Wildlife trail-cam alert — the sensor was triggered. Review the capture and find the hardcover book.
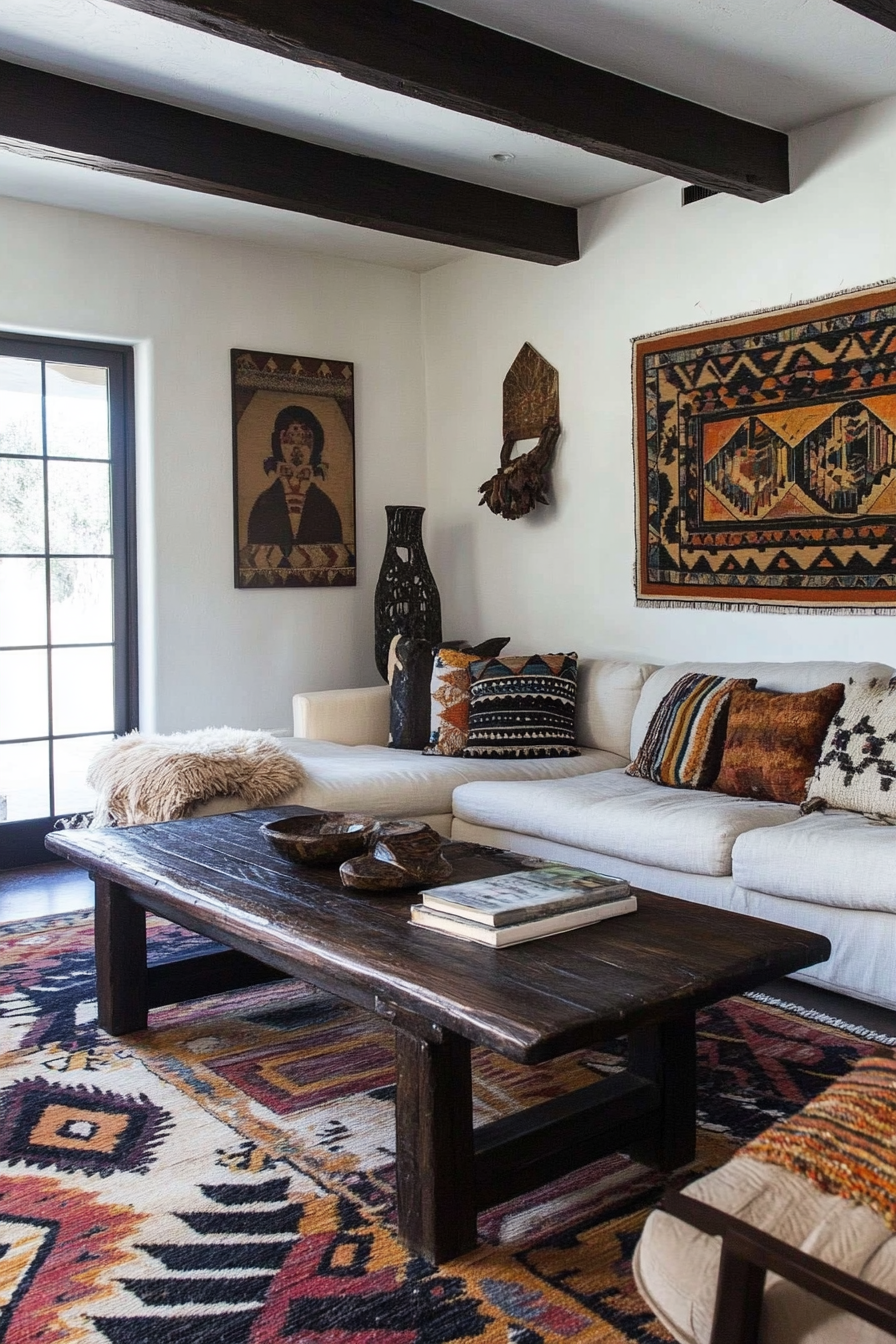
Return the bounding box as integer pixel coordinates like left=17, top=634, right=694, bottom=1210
left=410, top=892, right=638, bottom=947
left=420, top=862, right=631, bottom=927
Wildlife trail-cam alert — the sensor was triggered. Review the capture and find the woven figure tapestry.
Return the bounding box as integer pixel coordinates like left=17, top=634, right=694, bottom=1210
left=232, top=349, right=356, bottom=588
left=634, top=282, right=896, bottom=611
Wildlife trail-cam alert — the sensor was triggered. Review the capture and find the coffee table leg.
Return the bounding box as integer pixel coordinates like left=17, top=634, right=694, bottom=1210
left=627, top=1010, right=697, bottom=1170
left=94, top=876, right=148, bottom=1035
left=393, top=1025, right=477, bottom=1263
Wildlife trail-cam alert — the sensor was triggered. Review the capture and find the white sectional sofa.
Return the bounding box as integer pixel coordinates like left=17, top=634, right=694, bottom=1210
left=201, top=656, right=896, bottom=1011
left=197, top=659, right=649, bottom=836
left=451, top=659, right=896, bottom=1013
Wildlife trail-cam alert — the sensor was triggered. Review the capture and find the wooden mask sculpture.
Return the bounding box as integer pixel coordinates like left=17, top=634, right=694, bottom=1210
left=478, top=344, right=561, bottom=520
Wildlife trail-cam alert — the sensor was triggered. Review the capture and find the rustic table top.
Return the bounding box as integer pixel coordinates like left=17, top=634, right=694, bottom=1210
left=47, top=807, right=830, bottom=1063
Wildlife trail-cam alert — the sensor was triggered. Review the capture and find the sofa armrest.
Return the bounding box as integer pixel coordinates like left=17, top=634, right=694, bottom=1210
left=292, top=685, right=390, bottom=746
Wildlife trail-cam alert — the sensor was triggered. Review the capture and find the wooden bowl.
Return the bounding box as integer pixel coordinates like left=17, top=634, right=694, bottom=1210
left=260, top=812, right=376, bottom=865
left=339, top=851, right=453, bottom=891
left=339, top=819, right=453, bottom=890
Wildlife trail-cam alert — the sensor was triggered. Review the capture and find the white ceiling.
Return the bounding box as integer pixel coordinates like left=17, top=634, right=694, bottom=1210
left=430, top=0, right=896, bottom=131
left=0, top=0, right=894, bottom=270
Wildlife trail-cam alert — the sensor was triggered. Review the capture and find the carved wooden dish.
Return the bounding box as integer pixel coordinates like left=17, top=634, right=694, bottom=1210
left=260, top=812, right=376, bottom=865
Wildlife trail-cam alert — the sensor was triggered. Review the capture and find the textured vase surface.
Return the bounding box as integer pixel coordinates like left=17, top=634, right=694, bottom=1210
left=373, top=505, right=442, bottom=681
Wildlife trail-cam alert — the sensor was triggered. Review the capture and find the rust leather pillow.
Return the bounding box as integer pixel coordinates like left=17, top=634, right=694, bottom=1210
left=713, top=682, right=845, bottom=804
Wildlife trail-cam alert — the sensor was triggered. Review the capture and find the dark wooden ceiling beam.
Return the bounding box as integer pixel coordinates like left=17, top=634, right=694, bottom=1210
left=831, top=0, right=896, bottom=30
left=0, top=60, right=578, bottom=265
left=106, top=0, right=790, bottom=202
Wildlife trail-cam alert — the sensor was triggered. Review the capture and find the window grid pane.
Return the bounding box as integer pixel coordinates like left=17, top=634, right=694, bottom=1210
left=0, top=557, right=47, bottom=647
left=0, top=356, right=42, bottom=457
left=50, top=558, right=114, bottom=646
left=0, top=649, right=49, bottom=740
left=0, top=342, right=131, bottom=838
left=45, top=363, right=110, bottom=461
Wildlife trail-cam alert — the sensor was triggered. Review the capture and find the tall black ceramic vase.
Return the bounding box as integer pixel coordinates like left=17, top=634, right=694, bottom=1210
left=374, top=505, right=442, bottom=681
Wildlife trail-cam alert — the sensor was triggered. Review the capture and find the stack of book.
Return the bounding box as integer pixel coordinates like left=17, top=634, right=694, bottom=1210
left=410, top=861, right=636, bottom=947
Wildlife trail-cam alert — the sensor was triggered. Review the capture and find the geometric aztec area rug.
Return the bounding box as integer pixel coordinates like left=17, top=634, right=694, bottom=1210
left=0, top=913, right=890, bottom=1344
left=633, top=279, right=896, bottom=612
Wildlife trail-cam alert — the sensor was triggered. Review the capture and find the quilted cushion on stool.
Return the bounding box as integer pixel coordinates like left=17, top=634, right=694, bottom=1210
left=634, top=1156, right=896, bottom=1344
left=634, top=1056, right=896, bottom=1343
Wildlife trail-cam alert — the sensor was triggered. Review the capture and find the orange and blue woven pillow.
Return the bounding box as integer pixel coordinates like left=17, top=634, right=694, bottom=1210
left=626, top=672, right=756, bottom=789
left=423, top=646, right=483, bottom=757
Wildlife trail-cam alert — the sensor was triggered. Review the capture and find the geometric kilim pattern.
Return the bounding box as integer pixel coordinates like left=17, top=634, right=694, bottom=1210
left=633, top=280, right=896, bottom=610
left=0, top=1077, right=171, bottom=1177
left=0, top=909, right=888, bottom=1344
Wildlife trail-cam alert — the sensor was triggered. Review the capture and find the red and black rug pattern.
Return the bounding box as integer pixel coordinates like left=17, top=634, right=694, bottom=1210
left=0, top=912, right=883, bottom=1343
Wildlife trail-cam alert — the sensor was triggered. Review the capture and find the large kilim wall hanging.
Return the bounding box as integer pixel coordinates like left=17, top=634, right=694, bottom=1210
left=633, top=281, right=896, bottom=612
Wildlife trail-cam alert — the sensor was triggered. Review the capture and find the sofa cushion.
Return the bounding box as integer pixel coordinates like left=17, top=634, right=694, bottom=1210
left=634, top=1155, right=896, bottom=1344
left=714, top=682, right=845, bottom=804
left=626, top=673, right=754, bottom=789
left=630, top=661, right=894, bottom=760
left=451, top=769, right=799, bottom=876
left=732, top=810, right=896, bottom=913
left=423, top=647, right=483, bottom=756
left=388, top=636, right=510, bottom=751
left=196, top=737, right=622, bottom=820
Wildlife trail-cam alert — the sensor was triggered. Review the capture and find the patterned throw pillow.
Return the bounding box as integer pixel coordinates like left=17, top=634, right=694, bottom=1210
left=805, top=675, right=896, bottom=818
left=713, top=683, right=845, bottom=804
left=626, top=672, right=756, bottom=789
left=462, top=653, right=580, bottom=759
left=391, top=636, right=510, bottom=752
left=423, top=647, right=485, bottom=756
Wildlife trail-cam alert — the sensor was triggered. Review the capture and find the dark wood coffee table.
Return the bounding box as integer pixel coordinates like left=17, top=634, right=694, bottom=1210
left=47, top=807, right=829, bottom=1264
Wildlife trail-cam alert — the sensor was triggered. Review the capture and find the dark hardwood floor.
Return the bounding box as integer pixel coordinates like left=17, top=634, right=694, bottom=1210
left=0, top=860, right=94, bottom=923
left=2, top=862, right=895, bottom=1040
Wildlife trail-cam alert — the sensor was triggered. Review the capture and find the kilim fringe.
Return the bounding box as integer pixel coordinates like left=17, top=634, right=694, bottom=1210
left=745, top=991, right=896, bottom=1046
left=631, top=275, right=896, bottom=345
left=635, top=599, right=896, bottom=616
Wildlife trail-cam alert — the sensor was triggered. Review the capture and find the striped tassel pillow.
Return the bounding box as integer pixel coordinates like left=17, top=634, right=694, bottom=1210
left=626, top=673, right=756, bottom=789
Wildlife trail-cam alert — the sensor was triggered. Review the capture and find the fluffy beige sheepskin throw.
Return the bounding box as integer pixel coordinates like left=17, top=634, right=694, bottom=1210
left=87, top=728, right=307, bottom=827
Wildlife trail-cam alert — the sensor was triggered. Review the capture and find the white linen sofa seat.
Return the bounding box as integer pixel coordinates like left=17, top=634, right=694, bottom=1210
left=195, top=657, right=655, bottom=835
left=451, top=659, right=896, bottom=1009
left=197, top=737, right=622, bottom=834
left=451, top=770, right=800, bottom=877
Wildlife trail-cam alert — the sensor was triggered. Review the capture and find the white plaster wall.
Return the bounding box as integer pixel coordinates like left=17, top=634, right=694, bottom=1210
left=421, top=96, right=896, bottom=670
left=0, top=197, right=425, bottom=731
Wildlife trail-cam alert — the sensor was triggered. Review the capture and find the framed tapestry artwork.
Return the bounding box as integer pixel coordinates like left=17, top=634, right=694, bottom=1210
left=633, top=282, right=896, bottom=612
left=232, top=349, right=356, bottom=588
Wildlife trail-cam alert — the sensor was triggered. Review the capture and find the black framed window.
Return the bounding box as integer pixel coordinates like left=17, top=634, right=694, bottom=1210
left=0, top=334, right=137, bottom=868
